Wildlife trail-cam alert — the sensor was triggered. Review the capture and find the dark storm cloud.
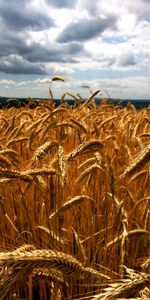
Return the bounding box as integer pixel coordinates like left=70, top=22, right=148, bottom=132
left=57, top=16, right=117, bottom=43
left=19, top=42, right=84, bottom=63
left=119, top=52, right=137, bottom=67
left=46, top=0, right=76, bottom=8
left=79, top=0, right=100, bottom=17
left=0, top=0, right=85, bottom=75
left=0, top=16, right=84, bottom=63
left=0, top=17, right=84, bottom=74
left=126, top=0, right=150, bottom=21
left=0, top=26, right=27, bottom=57
left=0, top=56, right=47, bottom=75
left=90, top=53, right=116, bottom=68
left=67, top=43, right=84, bottom=55
left=0, top=0, right=55, bottom=31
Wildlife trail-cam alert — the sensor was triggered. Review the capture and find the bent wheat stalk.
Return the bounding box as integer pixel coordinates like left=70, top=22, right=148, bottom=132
left=70, top=118, right=87, bottom=135
left=6, top=137, right=28, bottom=147
left=0, top=167, right=32, bottom=181
left=76, top=163, right=104, bottom=183
left=22, top=168, right=57, bottom=177
left=35, top=226, right=66, bottom=245
left=83, top=89, right=101, bottom=106
left=0, top=249, right=83, bottom=300
left=0, top=246, right=109, bottom=299
left=58, top=145, right=66, bottom=186
left=92, top=272, right=150, bottom=299
left=31, top=141, right=59, bottom=162
left=105, top=229, right=150, bottom=249
left=49, top=195, right=94, bottom=221
left=67, top=140, right=103, bottom=161
left=51, top=76, right=65, bottom=82
left=119, top=143, right=150, bottom=179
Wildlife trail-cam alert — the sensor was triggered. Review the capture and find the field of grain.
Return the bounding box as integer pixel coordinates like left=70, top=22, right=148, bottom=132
left=0, top=87, right=150, bottom=299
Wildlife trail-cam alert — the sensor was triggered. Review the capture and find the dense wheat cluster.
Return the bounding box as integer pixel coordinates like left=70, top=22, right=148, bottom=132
left=0, top=87, right=150, bottom=299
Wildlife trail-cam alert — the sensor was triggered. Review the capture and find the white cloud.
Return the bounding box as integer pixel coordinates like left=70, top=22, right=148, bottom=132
left=0, top=79, right=15, bottom=85
left=16, top=82, right=27, bottom=86
left=35, top=77, right=51, bottom=84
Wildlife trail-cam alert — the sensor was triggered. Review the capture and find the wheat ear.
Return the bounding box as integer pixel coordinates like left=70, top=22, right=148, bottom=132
left=83, top=89, right=101, bottom=106
left=22, top=168, right=57, bottom=177
left=92, top=270, right=149, bottom=299
left=76, top=163, right=104, bottom=183
left=49, top=195, right=94, bottom=221
left=105, top=229, right=150, bottom=249
left=0, top=154, right=11, bottom=168
left=58, top=145, right=66, bottom=186
left=67, top=140, right=103, bottom=161
left=70, top=118, right=87, bottom=134
left=31, top=141, right=59, bottom=162
left=35, top=226, right=66, bottom=245
left=120, top=143, right=150, bottom=179
left=0, top=247, right=108, bottom=299
left=0, top=249, right=82, bottom=300
left=6, top=137, right=28, bottom=147
left=0, top=167, right=32, bottom=181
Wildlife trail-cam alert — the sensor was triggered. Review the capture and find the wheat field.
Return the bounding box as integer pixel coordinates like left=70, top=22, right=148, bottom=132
left=0, top=84, right=150, bottom=299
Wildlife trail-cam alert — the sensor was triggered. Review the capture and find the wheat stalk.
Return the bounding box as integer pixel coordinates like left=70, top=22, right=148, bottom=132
left=49, top=195, right=94, bottom=221
left=92, top=275, right=149, bottom=299
left=6, top=137, right=28, bottom=147
left=0, top=149, right=19, bottom=162
left=22, top=168, right=57, bottom=177
left=83, top=89, right=101, bottom=107
left=17, top=111, right=33, bottom=120
left=71, top=118, right=87, bottom=135
left=119, top=143, right=150, bottom=179
left=35, top=226, right=66, bottom=245
left=31, top=141, right=59, bottom=162
left=67, top=140, right=103, bottom=161
left=105, top=229, right=150, bottom=249
left=0, top=246, right=108, bottom=299
left=76, top=163, right=104, bottom=183
left=0, top=249, right=82, bottom=300
left=97, top=116, right=118, bottom=128
left=51, top=76, right=65, bottom=82
left=58, top=145, right=66, bottom=186
left=0, top=154, right=11, bottom=168
left=0, top=167, right=32, bottom=181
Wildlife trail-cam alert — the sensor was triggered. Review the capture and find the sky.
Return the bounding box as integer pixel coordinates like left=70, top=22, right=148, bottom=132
left=0, top=0, right=150, bottom=100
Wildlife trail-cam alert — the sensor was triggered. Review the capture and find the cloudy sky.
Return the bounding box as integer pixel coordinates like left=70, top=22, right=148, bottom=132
left=0, top=0, right=150, bottom=99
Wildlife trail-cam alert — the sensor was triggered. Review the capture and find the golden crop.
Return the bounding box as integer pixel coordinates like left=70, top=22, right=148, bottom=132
left=0, top=90, right=149, bottom=299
